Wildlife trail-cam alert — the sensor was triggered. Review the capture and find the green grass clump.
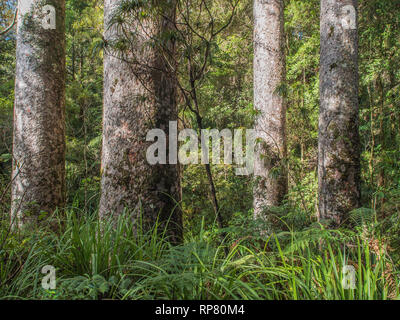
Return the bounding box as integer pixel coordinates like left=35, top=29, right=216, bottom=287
left=0, top=209, right=398, bottom=300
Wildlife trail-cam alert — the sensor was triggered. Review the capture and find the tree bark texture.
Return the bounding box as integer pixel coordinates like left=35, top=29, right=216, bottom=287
left=11, top=0, right=66, bottom=228
left=100, top=0, right=182, bottom=242
left=253, top=0, right=288, bottom=219
left=318, top=0, right=361, bottom=226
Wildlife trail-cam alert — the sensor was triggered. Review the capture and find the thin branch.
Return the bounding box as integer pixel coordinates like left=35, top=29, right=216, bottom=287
left=0, top=9, right=18, bottom=37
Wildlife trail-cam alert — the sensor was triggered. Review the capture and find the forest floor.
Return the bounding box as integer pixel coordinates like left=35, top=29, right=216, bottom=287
left=1, top=208, right=399, bottom=300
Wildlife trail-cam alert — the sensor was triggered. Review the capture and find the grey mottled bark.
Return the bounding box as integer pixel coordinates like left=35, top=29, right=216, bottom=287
left=318, top=0, right=360, bottom=226
left=100, top=0, right=182, bottom=242
left=253, top=0, right=288, bottom=219
left=11, top=0, right=66, bottom=228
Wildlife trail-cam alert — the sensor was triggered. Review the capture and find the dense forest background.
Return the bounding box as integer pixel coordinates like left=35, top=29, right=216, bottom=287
left=1, top=0, right=400, bottom=300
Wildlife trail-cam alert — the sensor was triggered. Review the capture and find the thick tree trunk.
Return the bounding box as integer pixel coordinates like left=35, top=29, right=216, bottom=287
left=11, top=0, right=66, bottom=228
left=253, top=0, right=288, bottom=219
left=100, top=0, right=182, bottom=242
left=318, top=0, right=360, bottom=226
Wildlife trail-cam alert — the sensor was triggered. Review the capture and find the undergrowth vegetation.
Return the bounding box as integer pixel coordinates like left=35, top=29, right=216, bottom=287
left=1, top=0, right=400, bottom=301
left=1, top=207, right=399, bottom=300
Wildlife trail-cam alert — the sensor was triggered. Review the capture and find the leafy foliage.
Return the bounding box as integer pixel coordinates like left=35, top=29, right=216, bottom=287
left=1, top=0, right=400, bottom=300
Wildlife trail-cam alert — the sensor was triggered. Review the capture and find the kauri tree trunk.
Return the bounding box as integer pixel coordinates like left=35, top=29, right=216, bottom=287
left=11, top=0, right=66, bottom=228
left=100, top=0, right=182, bottom=242
left=253, top=0, right=288, bottom=220
left=318, top=0, right=360, bottom=226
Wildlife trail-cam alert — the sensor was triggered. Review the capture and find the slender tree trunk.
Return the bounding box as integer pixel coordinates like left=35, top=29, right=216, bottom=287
left=253, top=0, right=288, bottom=220
left=318, top=0, right=360, bottom=226
left=11, top=0, right=66, bottom=228
left=100, top=0, right=182, bottom=242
